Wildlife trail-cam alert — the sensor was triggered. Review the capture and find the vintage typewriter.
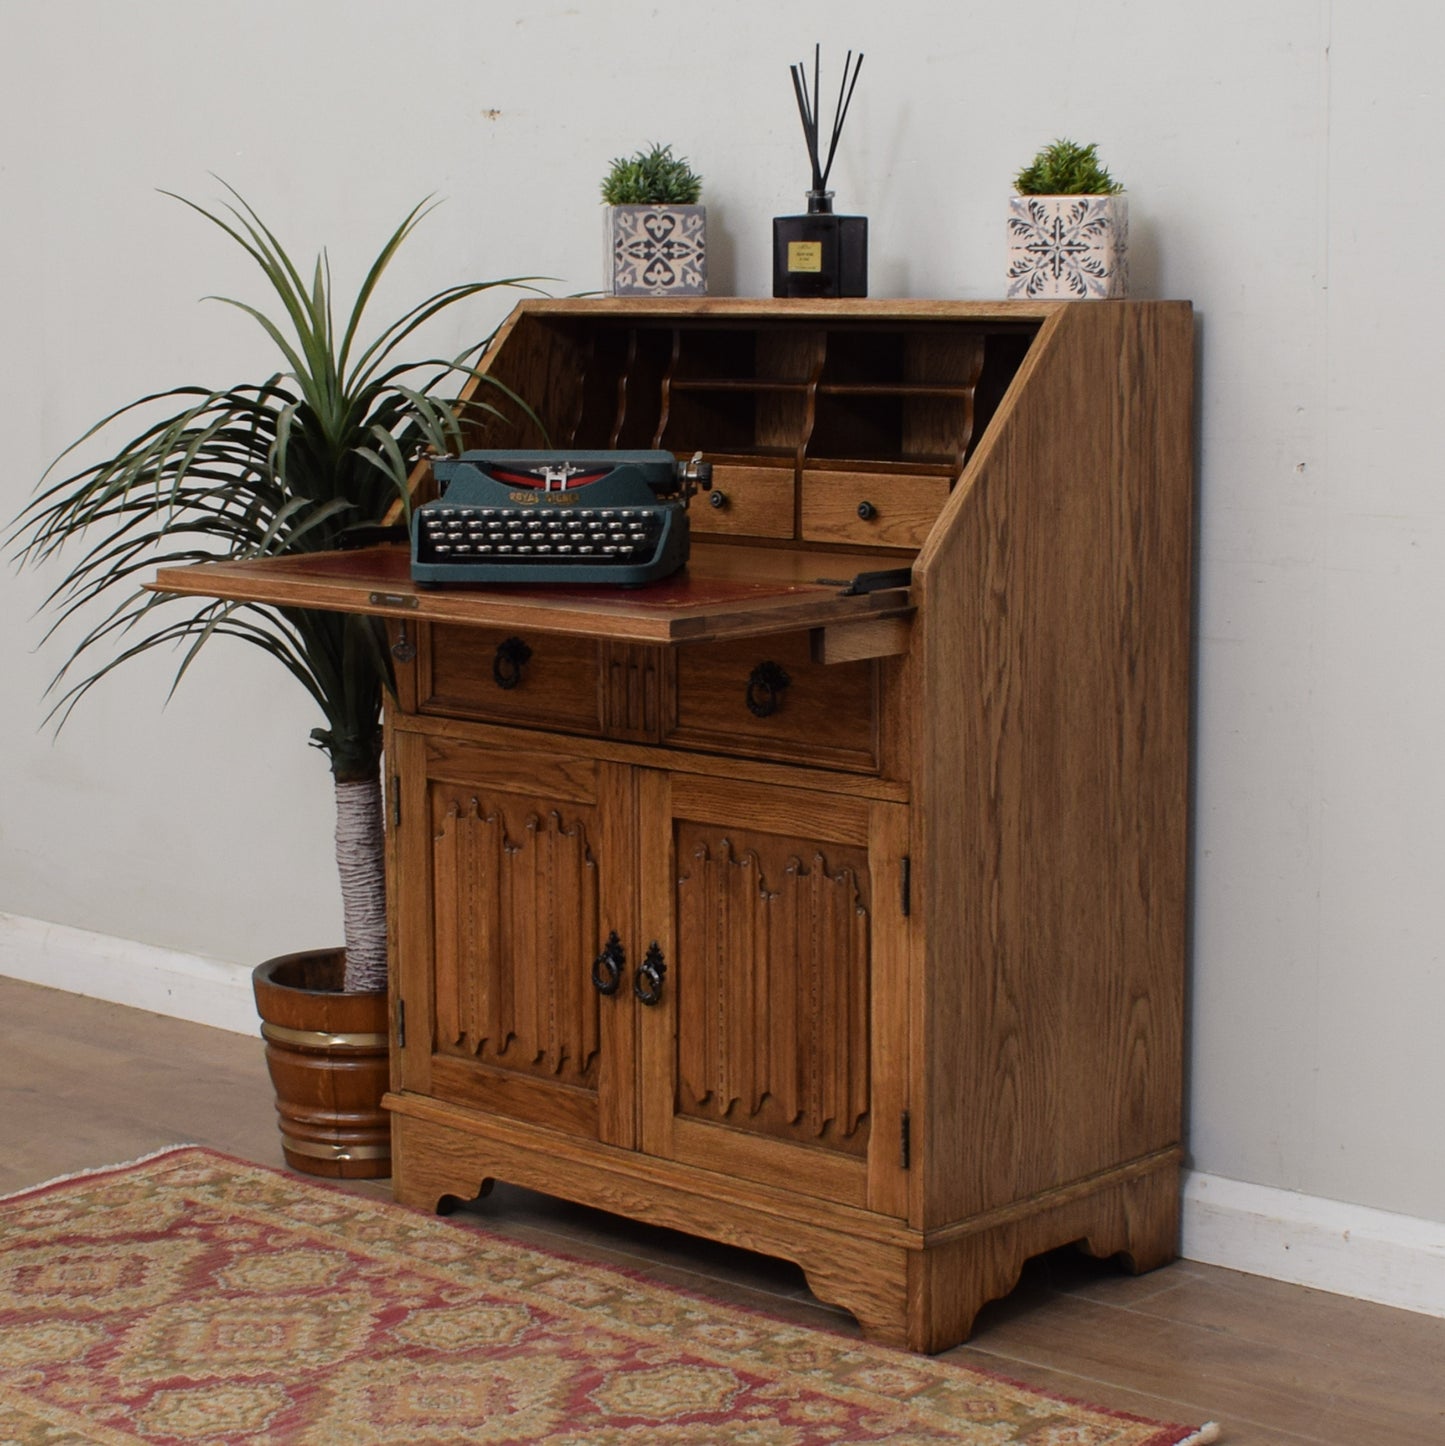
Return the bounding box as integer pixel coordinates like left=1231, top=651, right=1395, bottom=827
left=411, top=449, right=708, bottom=587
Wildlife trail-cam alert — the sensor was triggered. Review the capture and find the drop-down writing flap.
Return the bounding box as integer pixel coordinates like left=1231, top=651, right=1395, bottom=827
left=149, top=540, right=914, bottom=647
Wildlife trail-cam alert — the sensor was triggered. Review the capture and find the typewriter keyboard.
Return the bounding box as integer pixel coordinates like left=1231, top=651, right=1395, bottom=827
left=418, top=506, right=665, bottom=563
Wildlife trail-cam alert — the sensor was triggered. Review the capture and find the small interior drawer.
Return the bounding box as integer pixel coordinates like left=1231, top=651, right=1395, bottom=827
left=800, top=470, right=951, bottom=550
left=420, top=624, right=602, bottom=734
left=664, top=631, right=879, bottom=772
left=690, top=463, right=796, bottom=540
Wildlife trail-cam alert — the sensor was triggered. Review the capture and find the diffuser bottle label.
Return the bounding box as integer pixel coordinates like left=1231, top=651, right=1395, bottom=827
left=787, top=241, right=824, bottom=273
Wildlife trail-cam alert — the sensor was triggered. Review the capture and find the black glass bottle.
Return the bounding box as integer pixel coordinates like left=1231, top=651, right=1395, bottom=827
left=772, top=190, right=868, bottom=298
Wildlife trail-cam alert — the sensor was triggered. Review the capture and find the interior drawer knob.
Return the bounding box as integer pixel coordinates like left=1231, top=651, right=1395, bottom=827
left=857, top=500, right=878, bottom=521
left=745, top=661, right=792, bottom=718
left=708, top=488, right=729, bottom=509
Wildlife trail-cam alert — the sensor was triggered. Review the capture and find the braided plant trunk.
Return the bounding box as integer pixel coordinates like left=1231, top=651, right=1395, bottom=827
left=334, top=771, right=388, bottom=993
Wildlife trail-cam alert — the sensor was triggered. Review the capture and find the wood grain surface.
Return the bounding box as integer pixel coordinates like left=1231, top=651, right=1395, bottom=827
left=146, top=298, right=1196, bottom=1356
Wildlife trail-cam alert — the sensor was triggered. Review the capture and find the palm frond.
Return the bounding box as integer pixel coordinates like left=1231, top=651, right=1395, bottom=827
left=345, top=277, right=550, bottom=395
left=336, top=197, right=440, bottom=379
left=11, top=187, right=541, bottom=777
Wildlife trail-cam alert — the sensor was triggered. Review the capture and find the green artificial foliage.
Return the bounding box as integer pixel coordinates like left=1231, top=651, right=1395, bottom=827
left=1014, top=138, right=1123, bottom=196
left=600, top=143, right=703, bottom=205
left=9, top=185, right=543, bottom=992
left=10, top=185, right=537, bottom=782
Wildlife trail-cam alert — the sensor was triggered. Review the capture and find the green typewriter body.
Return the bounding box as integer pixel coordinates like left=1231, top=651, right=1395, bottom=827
left=411, top=450, right=696, bottom=587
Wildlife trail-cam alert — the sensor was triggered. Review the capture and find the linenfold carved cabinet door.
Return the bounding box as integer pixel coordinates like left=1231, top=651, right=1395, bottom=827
left=393, top=729, right=909, bottom=1218
left=637, top=773, right=911, bottom=1219
left=391, top=732, right=639, bottom=1150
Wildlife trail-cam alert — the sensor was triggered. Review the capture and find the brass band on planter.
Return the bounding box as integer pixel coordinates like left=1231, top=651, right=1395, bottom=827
left=282, top=1138, right=391, bottom=1162
left=260, top=1021, right=389, bottom=1051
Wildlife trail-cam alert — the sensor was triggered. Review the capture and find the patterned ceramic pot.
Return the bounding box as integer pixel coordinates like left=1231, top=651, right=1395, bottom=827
left=1006, top=194, right=1128, bottom=300
left=605, top=204, right=707, bottom=297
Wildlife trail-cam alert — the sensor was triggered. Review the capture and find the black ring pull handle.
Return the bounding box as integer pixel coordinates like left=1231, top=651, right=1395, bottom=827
left=634, top=942, right=667, bottom=1006
left=591, top=931, right=625, bottom=996
left=745, top=661, right=792, bottom=718
left=391, top=621, right=417, bottom=664
left=493, top=636, right=532, bottom=690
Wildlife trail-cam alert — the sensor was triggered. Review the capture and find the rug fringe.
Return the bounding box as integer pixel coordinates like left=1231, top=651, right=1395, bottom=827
left=0, top=1144, right=202, bottom=1204
left=1178, top=1425, right=1221, bottom=1445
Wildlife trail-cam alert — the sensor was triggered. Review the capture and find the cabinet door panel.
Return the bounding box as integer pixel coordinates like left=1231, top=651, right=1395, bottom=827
left=429, top=790, right=601, bottom=1082
left=394, top=734, right=636, bottom=1149
left=638, top=772, right=908, bottom=1214
left=672, top=822, right=872, bottom=1155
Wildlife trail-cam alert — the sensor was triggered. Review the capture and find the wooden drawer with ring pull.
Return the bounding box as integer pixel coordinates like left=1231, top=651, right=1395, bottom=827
left=663, top=629, right=880, bottom=773
left=419, top=623, right=603, bottom=735
left=801, top=469, right=951, bottom=550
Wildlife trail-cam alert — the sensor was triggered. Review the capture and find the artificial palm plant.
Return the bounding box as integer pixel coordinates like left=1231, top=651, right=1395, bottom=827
left=11, top=186, right=535, bottom=993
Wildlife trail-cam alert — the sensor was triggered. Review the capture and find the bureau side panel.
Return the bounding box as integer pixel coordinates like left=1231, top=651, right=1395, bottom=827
left=913, top=302, right=1195, bottom=1226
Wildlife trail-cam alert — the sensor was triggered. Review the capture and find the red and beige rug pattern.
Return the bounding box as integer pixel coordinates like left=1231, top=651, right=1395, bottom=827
left=0, top=1147, right=1220, bottom=1444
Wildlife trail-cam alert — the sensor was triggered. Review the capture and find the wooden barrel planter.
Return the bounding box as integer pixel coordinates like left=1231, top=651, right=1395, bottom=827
left=251, top=948, right=391, bottom=1179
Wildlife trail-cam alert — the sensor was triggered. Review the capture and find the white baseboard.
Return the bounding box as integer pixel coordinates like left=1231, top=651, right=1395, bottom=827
left=1181, top=1169, right=1445, bottom=1319
left=0, top=912, right=257, bottom=1036
left=4, top=912, right=1443, bottom=1318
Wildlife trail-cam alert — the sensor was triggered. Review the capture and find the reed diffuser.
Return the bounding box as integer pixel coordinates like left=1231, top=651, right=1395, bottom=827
left=773, top=46, right=868, bottom=298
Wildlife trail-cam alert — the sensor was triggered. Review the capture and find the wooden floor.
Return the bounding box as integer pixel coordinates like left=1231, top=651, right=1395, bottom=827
left=3, top=976, right=1442, bottom=1445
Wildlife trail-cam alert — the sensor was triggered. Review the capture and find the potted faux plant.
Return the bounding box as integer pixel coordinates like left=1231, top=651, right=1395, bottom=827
left=1007, top=137, right=1127, bottom=300
left=601, top=141, right=707, bottom=297
left=10, top=186, right=535, bottom=1177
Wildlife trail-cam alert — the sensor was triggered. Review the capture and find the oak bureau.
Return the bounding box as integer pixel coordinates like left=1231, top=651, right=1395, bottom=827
left=159, top=298, right=1194, bottom=1351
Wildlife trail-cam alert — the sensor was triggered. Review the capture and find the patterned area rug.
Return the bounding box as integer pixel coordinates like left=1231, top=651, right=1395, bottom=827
left=1, top=1147, right=1220, bottom=1444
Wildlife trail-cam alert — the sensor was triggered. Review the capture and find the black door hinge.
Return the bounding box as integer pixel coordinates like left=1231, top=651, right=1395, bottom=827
left=390, top=775, right=402, bottom=829
left=900, top=1110, right=911, bottom=1170
left=395, top=997, right=406, bottom=1049
left=901, top=856, right=912, bottom=918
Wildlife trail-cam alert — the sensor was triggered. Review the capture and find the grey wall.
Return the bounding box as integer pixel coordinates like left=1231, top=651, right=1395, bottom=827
left=2, top=0, right=1439, bottom=1223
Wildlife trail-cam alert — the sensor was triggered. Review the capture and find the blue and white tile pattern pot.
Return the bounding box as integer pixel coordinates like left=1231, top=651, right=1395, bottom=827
left=605, top=204, right=707, bottom=297
left=1007, top=194, right=1128, bottom=300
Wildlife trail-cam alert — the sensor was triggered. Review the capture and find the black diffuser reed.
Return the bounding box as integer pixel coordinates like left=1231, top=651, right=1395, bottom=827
left=773, top=46, right=868, bottom=298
